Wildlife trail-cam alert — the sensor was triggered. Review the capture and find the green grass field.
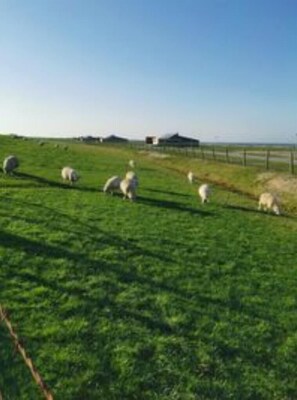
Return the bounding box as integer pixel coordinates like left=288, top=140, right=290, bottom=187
left=0, top=136, right=297, bottom=399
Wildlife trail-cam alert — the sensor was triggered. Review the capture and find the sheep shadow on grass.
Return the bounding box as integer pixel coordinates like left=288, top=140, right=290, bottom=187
left=145, top=188, right=192, bottom=198
left=223, top=204, right=262, bottom=214
left=137, top=195, right=214, bottom=217
left=13, top=172, right=98, bottom=193
left=223, top=204, right=292, bottom=218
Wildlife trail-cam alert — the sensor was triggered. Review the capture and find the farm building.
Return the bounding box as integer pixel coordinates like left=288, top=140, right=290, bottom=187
left=146, top=133, right=200, bottom=147
left=100, top=135, right=129, bottom=143
left=145, top=136, right=157, bottom=145
left=77, top=136, right=101, bottom=143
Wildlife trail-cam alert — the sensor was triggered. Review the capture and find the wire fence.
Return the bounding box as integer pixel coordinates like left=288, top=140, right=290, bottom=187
left=0, top=305, right=54, bottom=400
left=127, top=143, right=297, bottom=175
left=72, top=139, right=297, bottom=174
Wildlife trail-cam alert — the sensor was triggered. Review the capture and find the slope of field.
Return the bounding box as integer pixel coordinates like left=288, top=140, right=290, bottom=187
left=0, top=137, right=297, bottom=399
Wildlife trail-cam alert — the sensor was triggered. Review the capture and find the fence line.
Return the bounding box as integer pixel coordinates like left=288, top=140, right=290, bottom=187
left=129, top=143, right=296, bottom=174
left=0, top=305, right=54, bottom=400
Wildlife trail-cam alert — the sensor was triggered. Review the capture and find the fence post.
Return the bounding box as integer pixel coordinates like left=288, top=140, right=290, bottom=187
left=201, top=146, right=205, bottom=160
left=243, top=148, right=247, bottom=166
left=290, top=151, right=295, bottom=174
left=225, top=147, right=229, bottom=163
left=265, top=150, right=270, bottom=170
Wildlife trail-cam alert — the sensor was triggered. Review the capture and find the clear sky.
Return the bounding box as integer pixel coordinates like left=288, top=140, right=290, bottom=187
left=0, top=0, right=296, bottom=142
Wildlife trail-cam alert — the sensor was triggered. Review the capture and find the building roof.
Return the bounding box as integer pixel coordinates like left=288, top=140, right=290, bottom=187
left=103, top=135, right=128, bottom=142
left=159, top=133, right=199, bottom=142
left=159, top=132, right=179, bottom=140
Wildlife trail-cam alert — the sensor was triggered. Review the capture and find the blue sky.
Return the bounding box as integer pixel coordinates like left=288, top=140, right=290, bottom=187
left=0, top=0, right=296, bottom=142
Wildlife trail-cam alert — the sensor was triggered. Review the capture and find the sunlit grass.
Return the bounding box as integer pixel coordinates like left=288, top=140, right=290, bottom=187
left=0, top=136, right=296, bottom=399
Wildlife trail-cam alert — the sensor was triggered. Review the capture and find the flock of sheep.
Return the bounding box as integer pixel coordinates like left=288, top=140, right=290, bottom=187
left=187, top=170, right=281, bottom=215
left=89, top=163, right=281, bottom=215
left=2, top=154, right=281, bottom=215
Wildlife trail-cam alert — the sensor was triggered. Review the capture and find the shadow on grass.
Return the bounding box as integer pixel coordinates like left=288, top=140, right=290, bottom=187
left=223, top=204, right=263, bottom=214
left=0, top=204, right=173, bottom=264
left=0, top=328, right=40, bottom=399
left=0, top=227, right=285, bottom=380
left=137, top=195, right=214, bottom=216
left=224, top=204, right=293, bottom=218
left=145, top=188, right=192, bottom=198
left=13, top=172, right=99, bottom=193
left=2, top=226, right=279, bottom=344
left=0, top=230, right=86, bottom=264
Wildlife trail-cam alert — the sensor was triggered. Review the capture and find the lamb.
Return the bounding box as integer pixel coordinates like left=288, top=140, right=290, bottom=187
left=198, top=184, right=211, bottom=204
left=258, top=192, right=280, bottom=215
left=61, top=166, right=79, bottom=184
left=120, top=177, right=137, bottom=201
left=3, top=155, right=19, bottom=174
left=128, top=160, right=135, bottom=168
left=187, top=171, right=195, bottom=184
left=103, top=176, right=122, bottom=194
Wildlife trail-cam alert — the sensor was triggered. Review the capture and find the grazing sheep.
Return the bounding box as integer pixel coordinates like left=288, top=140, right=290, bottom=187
left=54, top=144, right=59, bottom=149
left=3, top=155, right=19, bottom=174
left=258, top=192, right=280, bottom=215
left=198, top=184, right=211, bottom=204
left=128, top=159, right=135, bottom=168
left=103, top=176, right=122, bottom=194
left=187, top=171, right=194, bottom=184
left=125, top=171, right=138, bottom=187
left=61, top=167, right=79, bottom=184
left=120, top=177, right=137, bottom=201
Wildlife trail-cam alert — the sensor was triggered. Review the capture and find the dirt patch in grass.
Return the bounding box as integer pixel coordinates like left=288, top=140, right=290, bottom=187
left=256, top=172, right=297, bottom=194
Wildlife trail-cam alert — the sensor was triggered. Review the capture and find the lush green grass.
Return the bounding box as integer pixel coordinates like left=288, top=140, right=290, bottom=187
left=145, top=150, right=297, bottom=214
left=0, top=136, right=297, bottom=399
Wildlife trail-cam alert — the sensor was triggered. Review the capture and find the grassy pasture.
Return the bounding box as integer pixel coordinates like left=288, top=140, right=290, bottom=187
left=134, top=143, right=297, bottom=176
left=0, top=136, right=297, bottom=399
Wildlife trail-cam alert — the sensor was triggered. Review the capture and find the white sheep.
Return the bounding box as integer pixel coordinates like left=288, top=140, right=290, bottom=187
left=120, top=177, right=137, bottom=201
left=125, top=171, right=138, bottom=188
left=198, top=184, right=211, bottom=204
left=258, top=192, right=280, bottom=215
left=128, top=160, right=135, bottom=168
left=3, top=155, right=19, bottom=174
left=61, top=166, right=79, bottom=184
left=103, top=176, right=122, bottom=194
left=187, top=171, right=194, bottom=184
